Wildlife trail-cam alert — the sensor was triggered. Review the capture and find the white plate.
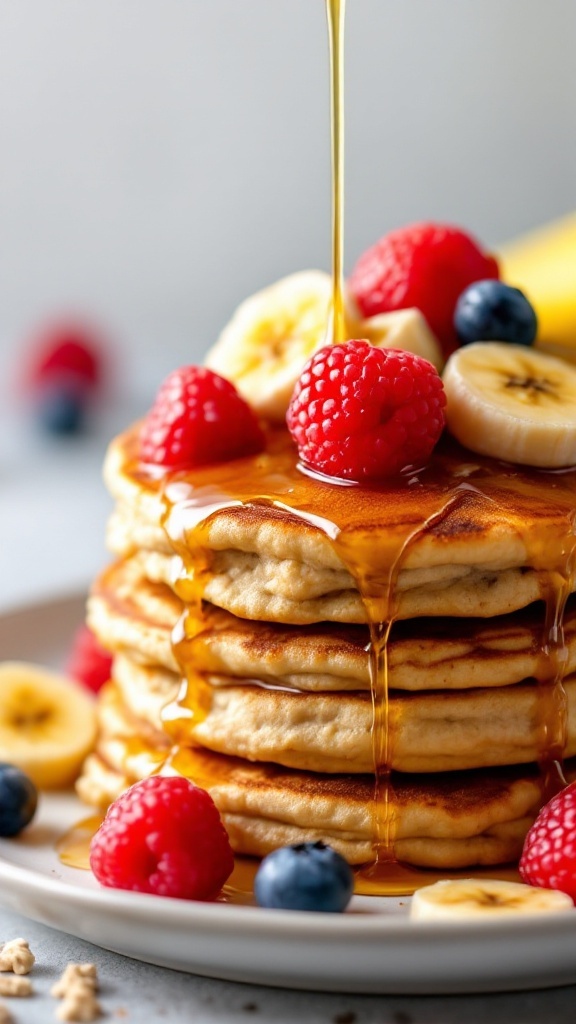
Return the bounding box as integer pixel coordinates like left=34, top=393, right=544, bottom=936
left=1, top=594, right=576, bottom=995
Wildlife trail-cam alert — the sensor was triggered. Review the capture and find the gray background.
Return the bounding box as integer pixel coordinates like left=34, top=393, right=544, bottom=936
left=0, top=0, right=575, bottom=398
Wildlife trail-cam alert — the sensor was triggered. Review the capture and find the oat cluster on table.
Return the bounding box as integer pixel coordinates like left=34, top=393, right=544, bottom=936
left=0, top=939, right=34, bottom=1008
left=0, top=937, right=34, bottom=1022
left=0, top=940, right=102, bottom=1022
left=52, top=963, right=101, bottom=1022
left=0, top=939, right=34, bottom=977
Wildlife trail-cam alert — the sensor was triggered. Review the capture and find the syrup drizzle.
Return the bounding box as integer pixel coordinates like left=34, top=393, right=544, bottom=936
left=326, top=0, right=347, bottom=345
left=518, top=514, right=576, bottom=795
left=337, top=487, right=488, bottom=869
left=57, top=429, right=576, bottom=894
left=136, top=428, right=576, bottom=894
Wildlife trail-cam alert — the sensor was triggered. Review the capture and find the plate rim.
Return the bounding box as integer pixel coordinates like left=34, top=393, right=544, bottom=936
left=3, top=593, right=576, bottom=993
left=1, top=802, right=576, bottom=942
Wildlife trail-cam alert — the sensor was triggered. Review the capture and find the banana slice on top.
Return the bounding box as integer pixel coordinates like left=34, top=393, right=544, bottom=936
left=443, top=342, right=576, bottom=468
left=206, top=274, right=445, bottom=422
left=205, top=270, right=333, bottom=422
left=348, top=305, right=444, bottom=372
left=410, top=879, right=573, bottom=920
left=0, top=662, right=97, bottom=789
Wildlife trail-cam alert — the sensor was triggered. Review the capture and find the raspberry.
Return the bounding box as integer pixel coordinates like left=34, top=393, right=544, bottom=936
left=25, top=323, right=105, bottom=435
left=140, top=366, right=264, bottom=468
left=348, top=222, right=499, bottom=358
left=66, top=626, right=113, bottom=694
left=27, top=323, right=103, bottom=389
left=287, top=340, right=446, bottom=481
left=520, top=783, right=576, bottom=900
left=90, top=776, right=234, bottom=900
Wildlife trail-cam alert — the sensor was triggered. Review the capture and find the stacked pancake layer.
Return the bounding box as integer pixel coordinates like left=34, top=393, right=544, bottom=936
left=78, top=425, right=576, bottom=870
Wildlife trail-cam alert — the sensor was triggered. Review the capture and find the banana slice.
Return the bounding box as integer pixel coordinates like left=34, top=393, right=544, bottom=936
left=205, top=270, right=333, bottom=422
left=351, top=307, right=444, bottom=372
left=206, top=274, right=445, bottom=422
left=410, top=879, right=574, bottom=920
left=443, top=342, right=576, bottom=468
left=0, top=662, right=97, bottom=789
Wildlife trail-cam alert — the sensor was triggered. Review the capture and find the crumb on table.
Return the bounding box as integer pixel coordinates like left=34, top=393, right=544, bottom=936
left=0, top=939, right=35, bottom=976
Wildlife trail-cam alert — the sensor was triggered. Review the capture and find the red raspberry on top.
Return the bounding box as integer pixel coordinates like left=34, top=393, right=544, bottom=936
left=287, top=339, right=446, bottom=482
left=90, top=776, right=234, bottom=900
left=519, top=783, right=576, bottom=901
left=140, top=365, right=264, bottom=468
left=66, top=625, right=113, bottom=694
left=348, top=222, right=499, bottom=358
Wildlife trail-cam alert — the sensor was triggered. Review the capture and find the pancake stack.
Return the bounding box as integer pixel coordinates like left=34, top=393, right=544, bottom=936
left=78, top=421, right=576, bottom=871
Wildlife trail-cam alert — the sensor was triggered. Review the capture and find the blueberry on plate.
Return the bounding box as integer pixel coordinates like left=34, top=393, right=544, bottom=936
left=254, top=841, right=354, bottom=912
left=35, top=377, right=88, bottom=435
left=0, top=764, right=38, bottom=837
left=454, top=280, right=538, bottom=348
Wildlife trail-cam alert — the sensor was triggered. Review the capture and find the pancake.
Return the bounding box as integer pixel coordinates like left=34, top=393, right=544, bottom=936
left=111, top=659, right=576, bottom=773
left=88, top=558, right=576, bottom=693
left=103, top=425, right=576, bottom=624
left=78, top=684, right=544, bottom=868
left=88, top=560, right=181, bottom=672
left=76, top=417, right=576, bottom=875
left=109, top=534, right=550, bottom=624
left=106, top=502, right=564, bottom=624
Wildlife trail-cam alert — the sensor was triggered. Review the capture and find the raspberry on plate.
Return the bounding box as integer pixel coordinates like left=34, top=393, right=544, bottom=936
left=348, top=222, right=499, bottom=358
left=287, top=339, right=446, bottom=481
left=519, top=783, right=576, bottom=901
left=140, top=365, right=264, bottom=468
left=66, top=625, right=113, bottom=694
left=90, top=776, right=234, bottom=900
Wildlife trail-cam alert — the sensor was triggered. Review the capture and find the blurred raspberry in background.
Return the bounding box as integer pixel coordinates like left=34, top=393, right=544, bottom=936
left=23, top=320, right=108, bottom=435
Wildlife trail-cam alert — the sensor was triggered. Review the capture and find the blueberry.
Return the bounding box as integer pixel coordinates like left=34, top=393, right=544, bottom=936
left=254, top=841, right=354, bottom=912
left=454, top=280, right=538, bottom=347
left=0, top=764, right=38, bottom=837
left=35, top=378, right=87, bottom=435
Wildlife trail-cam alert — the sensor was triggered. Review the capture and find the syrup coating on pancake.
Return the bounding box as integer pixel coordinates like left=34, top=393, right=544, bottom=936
left=123, top=426, right=576, bottom=552
left=115, top=423, right=576, bottom=880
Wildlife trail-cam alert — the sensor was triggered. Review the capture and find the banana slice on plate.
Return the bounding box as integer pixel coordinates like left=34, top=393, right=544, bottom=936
left=410, top=879, right=573, bottom=920
left=0, top=662, right=97, bottom=789
left=443, top=342, right=576, bottom=468
left=205, top=270, right=333, bottom=422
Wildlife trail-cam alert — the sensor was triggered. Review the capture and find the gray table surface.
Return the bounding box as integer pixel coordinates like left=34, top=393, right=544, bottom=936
left=1, top=905, right=576, bottom=1024
left=1, top=401, right=576, bottom=1022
